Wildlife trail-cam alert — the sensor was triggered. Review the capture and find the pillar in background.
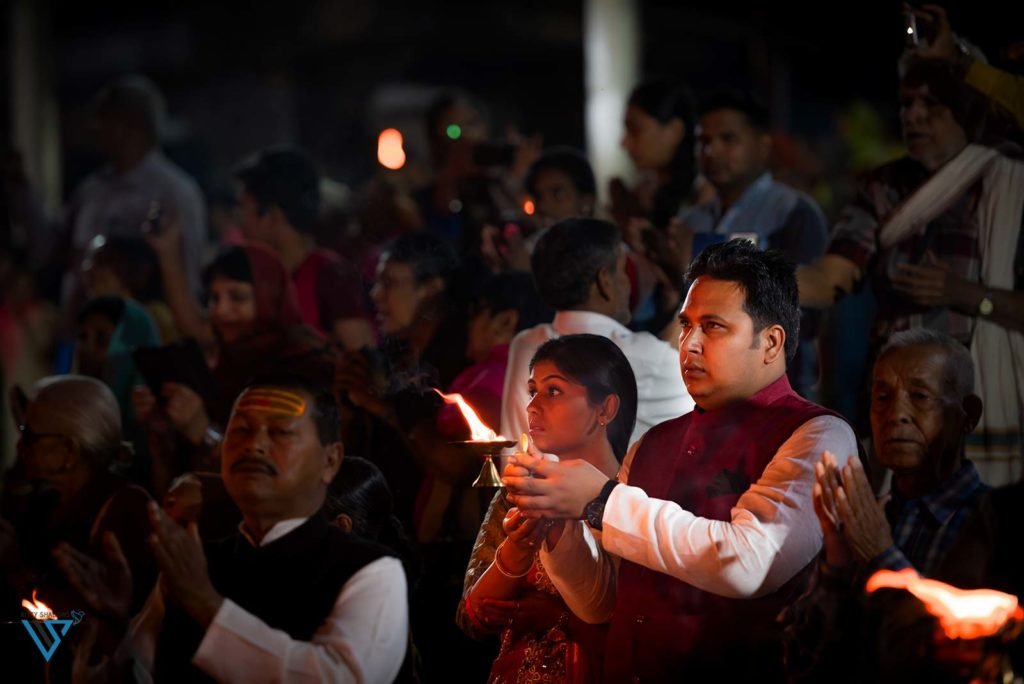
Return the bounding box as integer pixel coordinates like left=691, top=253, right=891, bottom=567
left=10, top=0, right=60, bottom=213
left=583, top=0, right=639, bottom=205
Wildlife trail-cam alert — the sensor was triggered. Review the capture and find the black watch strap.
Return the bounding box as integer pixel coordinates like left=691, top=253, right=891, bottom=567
left=585, top=479, right=620, bottom=531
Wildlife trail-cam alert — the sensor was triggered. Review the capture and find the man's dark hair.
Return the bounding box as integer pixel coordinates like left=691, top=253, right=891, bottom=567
left=383, top=232, right=461, bottom=285
left=241, top=372, right=340, bottom=446
left=700, top=88, right=771, bottom=133
left=531, top=218, right=620, bottom=311
left=879, top=329, right=975, bottom=402
left=685, top=240, right=800, bottom=361
left=524, top=147, right=597, bottom=199
left=235, top=146, right=321, bottom=235
left=472, top=272, right=553, bottom=332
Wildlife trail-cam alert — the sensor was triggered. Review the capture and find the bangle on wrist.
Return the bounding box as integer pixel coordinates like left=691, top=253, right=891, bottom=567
left=493, top=540, right=531, bottom=579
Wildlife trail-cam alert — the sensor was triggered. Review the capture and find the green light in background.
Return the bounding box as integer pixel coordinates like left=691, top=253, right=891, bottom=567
left=446, top=124, right=462, bottom=140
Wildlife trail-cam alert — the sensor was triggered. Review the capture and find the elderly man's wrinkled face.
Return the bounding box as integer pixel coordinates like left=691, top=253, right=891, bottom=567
left=899, top=83, right=968, bottom=172
left=222, top=387, right=340, bottom=520
left=870, top=345, right=969, bottom=474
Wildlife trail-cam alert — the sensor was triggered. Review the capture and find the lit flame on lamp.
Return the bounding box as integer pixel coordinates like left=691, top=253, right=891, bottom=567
left=523, top=199, right=535, bottom=216
left=377, top=128, right=406, bottom=170
left=434, top=389, right=513, bottom=487
left=433, top=389, right=506, bottom=441
left=22, top=590, right=57, bottom=620
left=867, top=569, right=1024, bottom=640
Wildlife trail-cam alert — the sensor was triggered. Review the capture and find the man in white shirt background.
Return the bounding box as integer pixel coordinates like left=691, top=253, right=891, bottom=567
left=499, top=218, right=693, bottom=447
left=57, top=374, right=408, bottom=683
left=505, top=240, right=858, bottom=682
left=12, top=75, right=207, bottom=306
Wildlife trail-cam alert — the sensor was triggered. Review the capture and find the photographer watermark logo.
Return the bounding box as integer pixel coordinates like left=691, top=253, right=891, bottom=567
left=20, top=591, right=84, bottom=662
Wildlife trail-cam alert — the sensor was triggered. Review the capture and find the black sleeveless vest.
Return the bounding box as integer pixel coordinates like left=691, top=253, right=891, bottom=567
left=153, top=513, right=390, bottom=682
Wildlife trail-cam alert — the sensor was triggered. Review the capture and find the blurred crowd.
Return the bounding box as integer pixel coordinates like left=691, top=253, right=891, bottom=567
left=1, top=5, right=1023, bottom=683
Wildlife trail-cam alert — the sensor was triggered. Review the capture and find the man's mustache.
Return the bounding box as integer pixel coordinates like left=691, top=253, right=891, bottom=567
left=230, top=457, right=278, bottom=475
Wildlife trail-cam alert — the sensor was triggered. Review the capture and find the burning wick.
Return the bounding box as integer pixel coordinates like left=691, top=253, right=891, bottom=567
left=519, top=433, right=529, bottom=453
left=22, top=590, right=57, bottom=620
left=433, top=389, right=507, bottom=441
left=867, top=569, right=1024, bottom=640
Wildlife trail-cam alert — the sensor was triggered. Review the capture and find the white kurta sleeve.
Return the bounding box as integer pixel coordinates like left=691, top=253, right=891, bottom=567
left=600, top=415, right=856, bottom=598
left=537, top=440, right=641, bottom=623
left=192, top=557, right=408, bottom=684
left=499, top=331, right=536, bottom=445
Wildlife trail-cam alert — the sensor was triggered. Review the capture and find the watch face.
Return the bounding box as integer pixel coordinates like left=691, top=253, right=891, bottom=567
left=585, top=501, right=604, bottom=529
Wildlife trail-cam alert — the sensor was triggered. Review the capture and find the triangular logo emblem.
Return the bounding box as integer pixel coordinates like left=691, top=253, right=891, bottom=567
left=21, top=619, right=73, bottom=662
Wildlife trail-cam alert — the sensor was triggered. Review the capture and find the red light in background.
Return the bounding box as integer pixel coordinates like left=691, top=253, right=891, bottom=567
left=523, top=199, right=535, bottom=215
left=377, top=129, right=406, bottom=170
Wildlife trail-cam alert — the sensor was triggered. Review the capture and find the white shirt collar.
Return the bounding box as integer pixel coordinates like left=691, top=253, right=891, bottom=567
left=238, top=517, right=309, bottom=547
left=552, top=310, right=630, bottom=336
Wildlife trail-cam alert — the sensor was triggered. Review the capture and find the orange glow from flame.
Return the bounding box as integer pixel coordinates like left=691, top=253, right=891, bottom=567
left=523, top=199, right=535, bottom=215
left=22, top=590, right=56, bottom=620
left=867, top=569, right=1023, bottom=640
left=434, top=389, right=506, bottom=441
left=377, top=129, right=406, bottom=170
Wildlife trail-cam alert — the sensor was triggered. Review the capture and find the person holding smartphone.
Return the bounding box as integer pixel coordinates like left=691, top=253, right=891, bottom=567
left=797, top=55, right=1024, bottom=487
left=904, top=3, right=1024, bottom=131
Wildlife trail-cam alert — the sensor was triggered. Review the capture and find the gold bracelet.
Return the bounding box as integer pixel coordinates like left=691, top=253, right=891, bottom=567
left=493, top=540, right=531, bottom=578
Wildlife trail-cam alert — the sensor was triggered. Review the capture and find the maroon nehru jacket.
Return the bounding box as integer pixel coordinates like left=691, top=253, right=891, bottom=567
left=604, top=375, right=845, bottom=683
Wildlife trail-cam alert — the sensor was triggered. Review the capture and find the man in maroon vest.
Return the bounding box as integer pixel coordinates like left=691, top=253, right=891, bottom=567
left=505, top=239, right=859, bottom=681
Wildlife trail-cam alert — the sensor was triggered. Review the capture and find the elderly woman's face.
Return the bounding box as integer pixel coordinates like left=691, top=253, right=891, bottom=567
left=18, top=402, right=74, bottom=484
left=208, top=276, right=257, bottom=344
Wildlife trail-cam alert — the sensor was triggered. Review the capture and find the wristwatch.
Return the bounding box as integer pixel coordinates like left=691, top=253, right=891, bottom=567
left=978, top=289, right=994, bottom=317
left=583, top=480, right=620, bottom=531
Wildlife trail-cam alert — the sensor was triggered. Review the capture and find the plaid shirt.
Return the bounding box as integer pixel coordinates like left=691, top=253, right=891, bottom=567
left=783, top=461, right=989, bottom=681
left=828, top=155, right=1024, bottom=347
left=873, top=461, right=989, bottom=575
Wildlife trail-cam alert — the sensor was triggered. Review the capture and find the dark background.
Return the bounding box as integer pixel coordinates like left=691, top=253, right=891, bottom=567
left=5, top=0, right=1017, bottom=205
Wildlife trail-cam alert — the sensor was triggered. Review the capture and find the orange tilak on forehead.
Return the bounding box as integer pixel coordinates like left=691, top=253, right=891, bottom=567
left=236, top=388, right=307, bottom=417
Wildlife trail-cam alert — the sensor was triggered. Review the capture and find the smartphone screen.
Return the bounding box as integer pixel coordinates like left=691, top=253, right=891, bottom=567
left=904, top=11, right=919, bottom=47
